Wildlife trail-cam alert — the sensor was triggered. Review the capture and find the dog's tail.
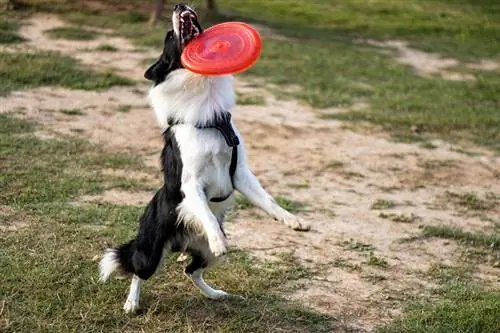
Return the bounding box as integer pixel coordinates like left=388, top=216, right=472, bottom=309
left=99, top=241, right=137, bottom=282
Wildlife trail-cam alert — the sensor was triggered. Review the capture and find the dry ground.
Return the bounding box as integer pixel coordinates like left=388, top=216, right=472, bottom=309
left=1, top=14, right=499, bottom=331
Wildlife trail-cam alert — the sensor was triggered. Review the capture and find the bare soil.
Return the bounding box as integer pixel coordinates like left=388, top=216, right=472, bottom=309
left=1, top=15, right=499, bottom=332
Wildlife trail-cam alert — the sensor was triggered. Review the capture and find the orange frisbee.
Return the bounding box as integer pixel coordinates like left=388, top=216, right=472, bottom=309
left=181, top=22, right=262, bottom=75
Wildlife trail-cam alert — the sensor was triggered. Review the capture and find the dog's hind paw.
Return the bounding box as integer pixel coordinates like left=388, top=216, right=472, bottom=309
left=123, top=298, right=139, bottom=314
left=284, top=215, right=310, bottom=231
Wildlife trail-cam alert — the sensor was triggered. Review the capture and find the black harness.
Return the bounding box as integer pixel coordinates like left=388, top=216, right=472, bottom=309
left=167, top=113, right=239, bottom=203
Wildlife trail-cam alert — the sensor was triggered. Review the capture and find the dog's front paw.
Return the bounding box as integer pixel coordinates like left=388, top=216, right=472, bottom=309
left=208, top=235, right=228, bottom=257
left=123, top=298, right=139, bottom=314
left=284, top=215, right=310, bottom=231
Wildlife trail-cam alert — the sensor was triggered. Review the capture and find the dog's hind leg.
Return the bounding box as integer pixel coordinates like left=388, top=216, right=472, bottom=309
left=124, top=275, right=143, bottom=313
left=185, top=255, right=228, bottom=299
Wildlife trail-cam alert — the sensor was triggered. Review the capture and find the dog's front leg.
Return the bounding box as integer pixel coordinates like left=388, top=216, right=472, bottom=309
left=180, top=181, right=228, bottom=256
left=234, top=167, right=310, bottom=231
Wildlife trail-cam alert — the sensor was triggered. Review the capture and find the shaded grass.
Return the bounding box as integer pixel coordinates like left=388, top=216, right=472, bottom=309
left=377, top=265, right=500, bottom=333
left=0, top=18, right=25, bottom=44
left=45, top=26, right=98, bottom=40
left=0, top=51, right=132, bottom=96
left=60, top=109, right=85, bottom=116
left=422, top=225, right=500, bottom=250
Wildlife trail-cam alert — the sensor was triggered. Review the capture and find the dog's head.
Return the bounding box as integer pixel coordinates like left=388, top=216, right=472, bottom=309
left=145, top=4, right=203, bottom=84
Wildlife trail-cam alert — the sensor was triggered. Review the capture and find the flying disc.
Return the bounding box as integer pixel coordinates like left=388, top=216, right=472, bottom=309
left=181, top=22, right=262, bottom=75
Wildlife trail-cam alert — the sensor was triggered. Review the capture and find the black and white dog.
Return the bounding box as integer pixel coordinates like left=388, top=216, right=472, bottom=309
left=99, top=4, right=309, bottom=313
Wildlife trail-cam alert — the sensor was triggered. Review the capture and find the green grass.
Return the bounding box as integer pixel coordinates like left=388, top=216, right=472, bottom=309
left=341, top=239, right=375, bottom=253
left=445, top=191, right=498, bottom=211
left=365, top=252, right=388, bottom=268
left=371, top=199, right=396, bottom=210
left=275, top=196, right=306, bottom=214
left=0, top=51, right=132, bottom=96
left=237, top=93, right=266, bottom=105
left=0, top=113, right=335, bottom=332
left=377, top=265, right=500, bottom=333
left=0, top=18, right=25, bottom=44
left=60, top=109, right=85, bottom=116
left=378, top=212, right=420, bottom=223
left=45, top=26, right=98, bottom=40
left=422, top=225, right=500, bottom=250
left=96, top=43, right=119, bottom=52
left=116, top=105, right=132, bottom=113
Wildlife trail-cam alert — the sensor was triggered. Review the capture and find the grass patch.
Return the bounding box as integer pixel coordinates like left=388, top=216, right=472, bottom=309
left=422, top=225, right=500, bottom=250
left=275, top=196, right=306, bottom=214
left=371, top=199, right=396, bottom=210
left=333, top=258, right=361, bottom=272
left=60, top=109, right=85, bottom=116
left=365, top=252, right=388, bottom=269
left=237, top=93, right=266, bottom=105
left=341, top=239, right=375, bottom=253
left=96, top=44, right=119, bottom=52
left=0, top=51, right=132, bottom=96
left=0, top=18, right=25, bottom=44
left=45, top=26, right=98, bottom=40
left=378, top=212, right=419, bottom=223
left=116, top=105, right=132, bottom=113
left=377, top=265, right=500, bottom=333
left=445, top=191, right=498, bottom=211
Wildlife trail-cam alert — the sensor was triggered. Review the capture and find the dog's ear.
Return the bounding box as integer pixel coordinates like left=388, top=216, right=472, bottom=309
left=144, top=57, right=167, bottom=82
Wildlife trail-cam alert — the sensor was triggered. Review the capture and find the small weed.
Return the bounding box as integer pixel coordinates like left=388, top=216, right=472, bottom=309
left=45, top=26, right=98, bottom=41
left=362, top=272, right=387, bottom=284
left=340, top=171, right=365, bottom=179
left=237, top=93, right=266, bottom=105
left=60, top=109, right=85, bottom=116
left=419, top=159, right=457, bottom=170
left=378, top=212, right=419, bottom=223
left=371, top=199, right=396, bottom=210
left=422, top=225, right=500, bottom=250
left=288, top=181, right=310, bottom=189
left=342, top=239, right=375, bottom=252
left=275, top=196, right=306, bottom=214
left=116, top=105, right=132, bottom=113
left=365, top=252, right=388, bottom=268
left=96, top=44, right=119, bottom=52
left=334, top=258, right=362, bottom=272
left=420, top=141, right=438, bottom=149
left=445, top=191, right=497, bottom=211
left=235, top=195, right=254, bottom=210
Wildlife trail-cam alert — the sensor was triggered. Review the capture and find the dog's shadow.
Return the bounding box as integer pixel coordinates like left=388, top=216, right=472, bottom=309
left=138, top=291, right=336, bottom=332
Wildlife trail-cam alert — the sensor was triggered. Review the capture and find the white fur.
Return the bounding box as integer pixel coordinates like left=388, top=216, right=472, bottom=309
left=124, top=275, right=142, bottom=313
left=99, top=249, right=120, bottom=282
left=190, top=269, right=228, bottom=299
left=148, top=70, right=235, bottom=129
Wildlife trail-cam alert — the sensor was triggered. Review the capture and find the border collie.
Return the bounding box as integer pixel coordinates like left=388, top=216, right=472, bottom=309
left=99, top=3, right=309, bottom=313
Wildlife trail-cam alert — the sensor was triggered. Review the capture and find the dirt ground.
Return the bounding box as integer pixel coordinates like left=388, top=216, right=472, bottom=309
left=1, top=15, right=499, bottom=331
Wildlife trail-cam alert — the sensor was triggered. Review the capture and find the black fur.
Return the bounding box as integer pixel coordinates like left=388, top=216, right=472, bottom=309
left=113, top=129, right=191, bottom=280
left=144, top=30, right=182, bottom=85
